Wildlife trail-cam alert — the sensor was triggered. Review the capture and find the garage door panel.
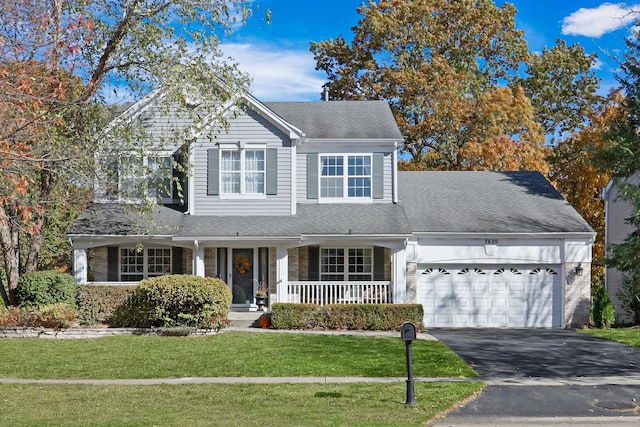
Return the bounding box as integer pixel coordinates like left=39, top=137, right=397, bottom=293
left=418, top=265, right=561, bottom=328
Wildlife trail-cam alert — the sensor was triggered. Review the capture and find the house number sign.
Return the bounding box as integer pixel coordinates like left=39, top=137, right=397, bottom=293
left=485, top=239, right=499, bottom=245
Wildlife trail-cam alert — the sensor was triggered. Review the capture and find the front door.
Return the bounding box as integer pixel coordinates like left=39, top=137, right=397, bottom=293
left=232, top=248, right=254, bottom=304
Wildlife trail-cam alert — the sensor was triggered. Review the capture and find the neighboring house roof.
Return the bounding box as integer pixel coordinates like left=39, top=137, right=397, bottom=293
left=398, top=171, right=594, bottom=235
left=67, top=203, right=412, bottom=239
left=264, top=101, right=403, bottom=140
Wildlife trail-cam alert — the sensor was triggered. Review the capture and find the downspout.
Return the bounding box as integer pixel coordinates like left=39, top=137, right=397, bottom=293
left=392, top=142, right=399, bottom=203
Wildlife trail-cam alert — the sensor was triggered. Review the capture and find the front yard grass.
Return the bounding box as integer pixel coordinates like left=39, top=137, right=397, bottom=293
left=581, top=327, right=640, bottom=347
left=0, top=382, right=484, bottom=427
left=0, top=331, right=477, bottom=379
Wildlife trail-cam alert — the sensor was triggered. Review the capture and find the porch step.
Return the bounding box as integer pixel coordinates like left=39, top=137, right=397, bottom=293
left=227, top=311, right=267, bottom=328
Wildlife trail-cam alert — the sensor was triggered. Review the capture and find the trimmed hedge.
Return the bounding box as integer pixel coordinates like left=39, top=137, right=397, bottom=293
left=110, top=275, right=232, bottom=330
left=17, top=271, right=77, bottom=309
left=270, top=303, right=424, bottom=331
left=76, top=285, right=137, bottom=326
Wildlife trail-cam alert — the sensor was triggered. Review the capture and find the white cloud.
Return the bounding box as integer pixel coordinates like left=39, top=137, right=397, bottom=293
left=562, top=3, right=640, bottom=37
left=220, top=42, right=326, bottom=101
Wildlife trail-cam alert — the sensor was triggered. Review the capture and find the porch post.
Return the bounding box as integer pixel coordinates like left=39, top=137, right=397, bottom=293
left=276, top=247, right=289, bottom=303
left=193, top=241, right=205, bottom=277
left=392, top=247, right=407, bottom=304
left=73, top=249, right=87, bottom=284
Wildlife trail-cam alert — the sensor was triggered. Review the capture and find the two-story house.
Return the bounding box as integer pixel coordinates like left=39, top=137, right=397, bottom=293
left=67, top=86, right=595, bottom=328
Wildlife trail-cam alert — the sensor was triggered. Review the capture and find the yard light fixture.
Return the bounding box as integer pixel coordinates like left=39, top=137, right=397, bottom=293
left=575, top=264, right=583, bottom=276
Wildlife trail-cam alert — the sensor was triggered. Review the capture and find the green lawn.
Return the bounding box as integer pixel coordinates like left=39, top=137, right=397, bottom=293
left=0, top=331, right=481, bottom=426
left=0, top=382, right=484, bottom=427
left=0, top=331, right=477, bottom=379
left=581, top=327, right=640, bottom=347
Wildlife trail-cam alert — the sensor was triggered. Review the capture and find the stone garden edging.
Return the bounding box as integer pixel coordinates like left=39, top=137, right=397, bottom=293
left=0, top=327, right=222, bottom=339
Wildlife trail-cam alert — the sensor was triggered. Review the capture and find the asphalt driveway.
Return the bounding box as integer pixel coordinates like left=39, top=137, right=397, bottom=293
left=429, top=328, right=640, bottom=379
left=430, top=328, right=640, bottom=424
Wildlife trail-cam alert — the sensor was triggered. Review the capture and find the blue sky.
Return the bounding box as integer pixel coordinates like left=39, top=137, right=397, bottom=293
left=218, top=1, right=640, bottom=101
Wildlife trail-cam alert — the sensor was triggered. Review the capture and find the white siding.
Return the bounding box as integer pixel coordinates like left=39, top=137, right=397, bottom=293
left=192, top=109, right=293, bottom=215
left=296, top=151, right=394, bottom=203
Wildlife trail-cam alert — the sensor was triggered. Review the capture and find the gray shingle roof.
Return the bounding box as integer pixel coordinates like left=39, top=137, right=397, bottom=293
left=264, top=101, right=403, bottom=140
left=69, top=172, right=593, bottom=238
left=67, top=204, right=185, bottom=236
left=68, top=203, right=412, bottom=238
left=398, top=171, right=593, bottom=234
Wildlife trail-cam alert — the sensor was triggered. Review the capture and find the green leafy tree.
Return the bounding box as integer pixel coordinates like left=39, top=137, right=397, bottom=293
left=0, top=0, right=263, bottom=305
left=311, top=0, right=600, bottom=172
left=598, top=29, right=640, bottom=323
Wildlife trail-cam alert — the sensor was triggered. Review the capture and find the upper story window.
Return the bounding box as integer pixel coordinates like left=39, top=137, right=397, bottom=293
left=320, top=155, right=371, bottom=199
left=221, top=149, right=265, bottom=195
left=207, top=147, right=277, bottom=197
left=105, top=154, right=174, bottom=203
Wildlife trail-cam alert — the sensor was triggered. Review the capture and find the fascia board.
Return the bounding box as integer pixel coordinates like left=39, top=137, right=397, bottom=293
left=411, top=231, right=596, bottom=240
left=242, top=94, right=306, bottom=143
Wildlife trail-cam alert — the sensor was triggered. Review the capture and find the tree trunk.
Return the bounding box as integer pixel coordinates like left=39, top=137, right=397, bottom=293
left=0, top=205, right=21, bottom=306
left=25, top=168, right=55, bottom=274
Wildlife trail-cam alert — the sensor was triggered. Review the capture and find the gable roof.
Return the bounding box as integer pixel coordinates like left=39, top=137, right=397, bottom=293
left=265, top=101, right=403, bottom=140
left=398, top=171, right=594, bottom=235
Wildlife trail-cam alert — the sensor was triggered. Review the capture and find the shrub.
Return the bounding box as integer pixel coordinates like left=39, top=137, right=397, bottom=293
left=76, top=285, right=137, bottom=325
left=591, top=284, right=616, bottom=328
left=0, top=303, right=76, bottom=328
left=31, top=303, right=77, bottom=328
left=17, top=271, right=77, bottom=309
left=617, top=274, right=640, bottom=325
left=270, top=303, right=424, bottom=331
left=110, top=275, right=232, bottom=330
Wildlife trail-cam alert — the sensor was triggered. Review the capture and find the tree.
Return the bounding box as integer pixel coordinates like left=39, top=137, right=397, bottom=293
left=598, top=29, right=640, bottom=323
left=0, top=0, right=261, bottom=305
left=550, top=91, right=621, bottom=283
left=311, top=0, right=600, bottom=172
left=517, top=40, right=601, bottom=146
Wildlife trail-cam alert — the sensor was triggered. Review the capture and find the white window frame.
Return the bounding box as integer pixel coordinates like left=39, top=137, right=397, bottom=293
left=220, top=148, right=266, bottom=197
left=119, top=247, right=172, bottom=282
left=320, top=247, right=373, bottom=281
left=319, top=154, right=372, bottom=201
left=110, top=152, right=174, bottom=203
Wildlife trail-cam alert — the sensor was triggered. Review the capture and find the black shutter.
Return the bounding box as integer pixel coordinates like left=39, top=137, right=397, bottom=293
left=373, top=246, right=385, bottom=281
left=308, top=246, right=320, bottom=281
left=107, top=247, right=119, bottom=281
left=372, top=153, right=384, bottom=199
left=307, top=154, right=318, bottom=199
left=266, top=148, right=278, bottom=195
left=172, top=247, right=183, bottom=275
left=207, top=148, right=219, bottom=196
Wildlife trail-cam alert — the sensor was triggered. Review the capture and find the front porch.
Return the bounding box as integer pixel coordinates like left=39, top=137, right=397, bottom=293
left=72, top=240, right=408, bottom=308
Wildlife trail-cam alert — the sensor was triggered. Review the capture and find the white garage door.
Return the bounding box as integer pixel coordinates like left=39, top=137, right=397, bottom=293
left=418, top=265, right=562, bottom=328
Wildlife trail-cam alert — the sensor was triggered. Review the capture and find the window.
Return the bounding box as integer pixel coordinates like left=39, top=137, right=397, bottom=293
left=148, top=156, right=173, bottom=203
left=320, top=155, right=371, bottom=199
left=221, top=149, right=265, bottom=194
left=120, top=247, right=171, bottom=281
left=320, top=248, right=373, bottom=281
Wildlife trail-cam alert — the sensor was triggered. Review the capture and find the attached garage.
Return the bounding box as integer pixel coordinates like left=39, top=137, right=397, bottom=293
left=399, top=171, right=596, bottom=328
left=417, top=265, right=562, bottom=328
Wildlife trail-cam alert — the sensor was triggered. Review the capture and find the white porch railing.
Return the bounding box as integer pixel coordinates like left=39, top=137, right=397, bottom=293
left=287, top=281, right=392, bottom=306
